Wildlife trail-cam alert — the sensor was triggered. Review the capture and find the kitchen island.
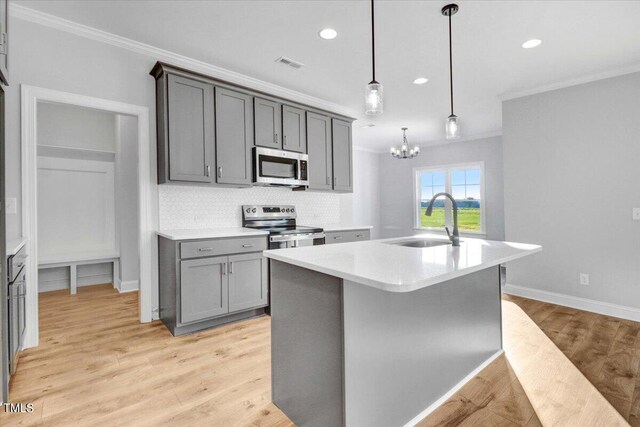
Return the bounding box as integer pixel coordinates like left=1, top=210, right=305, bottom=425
left=263, top=234, right=541, bottom=427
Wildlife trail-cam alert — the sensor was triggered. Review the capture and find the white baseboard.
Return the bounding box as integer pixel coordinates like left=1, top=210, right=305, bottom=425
left=116, top=279, right=139, bottom=293
left=404, top=350, right=504, bottom=427
left=503, top=283, right=640, bottom=322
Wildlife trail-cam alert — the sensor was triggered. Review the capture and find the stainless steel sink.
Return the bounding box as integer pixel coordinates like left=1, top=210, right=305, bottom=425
left=386, top=239, right=451, bottom=248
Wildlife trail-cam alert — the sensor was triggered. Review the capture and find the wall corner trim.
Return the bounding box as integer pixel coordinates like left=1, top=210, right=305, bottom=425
left=503, top=283, right=640, bottom=322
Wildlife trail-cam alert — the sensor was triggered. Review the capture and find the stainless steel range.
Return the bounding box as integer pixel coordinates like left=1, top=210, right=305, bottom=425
left=242, top=205, right=325, bottom=249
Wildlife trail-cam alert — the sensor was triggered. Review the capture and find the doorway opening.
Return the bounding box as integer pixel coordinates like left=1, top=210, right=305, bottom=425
left=21, top=85, right=156, bottom=349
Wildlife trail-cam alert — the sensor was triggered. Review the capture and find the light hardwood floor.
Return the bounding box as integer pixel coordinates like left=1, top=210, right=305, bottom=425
left=0, top=285, right=637, bottom=426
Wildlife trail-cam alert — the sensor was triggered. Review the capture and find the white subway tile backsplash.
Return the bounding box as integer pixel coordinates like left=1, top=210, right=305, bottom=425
left=159, top=185, right=341, bottom=230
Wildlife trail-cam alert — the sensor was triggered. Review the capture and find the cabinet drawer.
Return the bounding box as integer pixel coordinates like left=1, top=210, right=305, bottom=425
left=180, top=236, right=267, bottom=259
left=350, top=229, right=370, bottom=241
left=325, top=229, right=370, bottom=244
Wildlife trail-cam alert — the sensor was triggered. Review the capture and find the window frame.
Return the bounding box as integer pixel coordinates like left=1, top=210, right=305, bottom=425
left=413, top=161, right=486, bottom=236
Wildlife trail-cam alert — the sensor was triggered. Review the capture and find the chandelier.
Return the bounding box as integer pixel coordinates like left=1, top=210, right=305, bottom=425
left=390, top=128, right=419, bottom=159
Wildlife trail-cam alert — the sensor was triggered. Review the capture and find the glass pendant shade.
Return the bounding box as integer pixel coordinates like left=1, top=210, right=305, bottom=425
left=446, top=114, right=460, bottom=140
left=365, top=82, right=383, bottom=115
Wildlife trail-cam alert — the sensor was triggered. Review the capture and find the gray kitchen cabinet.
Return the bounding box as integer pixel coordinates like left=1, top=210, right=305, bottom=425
left=306, top=112, right=333, bottom=191
left=332, top=118, right=353, bottom=192
left=0, top=0, right=8, bottom=85
left=151, top=62, right=355, bottom=191
left=159, top=234, right=269, bottom=336
left=166, top=74, right=215, bottom=183
left=228, top=252, right=268, bottom=313
left=282, top=105, right=307, bottom=153
left=325, top=229, right=370, bottom=245
left=215, top=88, right=254, bottom=186
left=254, top=97, right=282, bottom=149
left=180, top=256, right=228, bottom=323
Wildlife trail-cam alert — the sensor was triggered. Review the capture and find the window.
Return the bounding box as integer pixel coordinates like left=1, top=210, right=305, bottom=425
left=415, top=163, right=485, bottom=234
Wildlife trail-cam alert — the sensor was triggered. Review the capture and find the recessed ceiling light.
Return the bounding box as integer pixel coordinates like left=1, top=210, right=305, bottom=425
left=413, top=77, right=429, bottom=85
left=319, top=28, right=338, bottom=40
left=522, top=39, right=542, bottom=49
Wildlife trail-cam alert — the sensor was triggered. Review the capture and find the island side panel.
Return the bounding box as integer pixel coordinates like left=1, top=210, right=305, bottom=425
left=342, top=266, right=502, bottom=427
left=270, top=260, right=345, bottom=427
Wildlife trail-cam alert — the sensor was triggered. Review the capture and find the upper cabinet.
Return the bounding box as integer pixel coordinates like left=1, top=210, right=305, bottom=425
left=332, top=119, right=353, bottom=192
left=254, top=98, right=281, bottom=149
left=0, top=0, right=9, bottom=85
left=151, top=62, right=354, bottom=192
left=306, top=112, right=332, bottom=191
left=215, top=88, right=253, bottom=186
left=282, top=105, right=307, bottom=153
left=166, top=75, right=215, bottom=183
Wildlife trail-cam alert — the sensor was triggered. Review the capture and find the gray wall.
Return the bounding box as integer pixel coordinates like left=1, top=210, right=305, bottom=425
left=5, top=17, right=159, bottom=242
left=36, top=103, right=117, bottom=152
left=503, top=72, right=640, bottom=309
left=378, top=136, right=505, bottom=240
left=342, top=148, right=382, bottom=239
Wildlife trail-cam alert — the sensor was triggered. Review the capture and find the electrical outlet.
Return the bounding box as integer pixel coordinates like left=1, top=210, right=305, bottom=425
left=5, top=197, right=17, bottom=214
left=579, top=273, right=590, bottom=286
left=633, top=208, right=640, bottom=221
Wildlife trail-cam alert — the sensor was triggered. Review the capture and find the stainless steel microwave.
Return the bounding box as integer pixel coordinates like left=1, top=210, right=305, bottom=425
left=253, top=147, right=308, bottom=187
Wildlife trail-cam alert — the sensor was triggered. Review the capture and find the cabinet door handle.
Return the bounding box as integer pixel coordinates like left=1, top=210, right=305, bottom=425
left=326, top=176, right=330, bottom=185
left=274, top=133, right=278, bottom=144
left=229, top=261, right=233, bottom=274
left=198, top=247, right=214, bottom=252
left=356, top=234, right=364, bottom=238
left=218, top=166, right=222, bottom=178
left=334, top=236, right=342, bottom=240
left=242, top=244, right=254, bottom=248
left=0, top=33, right=6, bottom=55
left=205, top=165, right=211, bottom=177
left=283, top=135, right=287, bottom=146
left=222, top=263, right=227, bottom=275
left=334, top=177, right=337, bottom=186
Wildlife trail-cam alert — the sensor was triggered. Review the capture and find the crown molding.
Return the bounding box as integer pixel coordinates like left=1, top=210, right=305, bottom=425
left=354, top=130, right=503, bottom=154
left=499, top=63, right=640, bottom=101
left=9, top=3, right=358, bottom=118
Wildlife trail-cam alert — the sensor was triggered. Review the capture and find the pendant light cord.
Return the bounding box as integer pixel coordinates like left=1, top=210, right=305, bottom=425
left=448, top=12, right=454, bottom=116
left=370, top=0, right=376, bottom=83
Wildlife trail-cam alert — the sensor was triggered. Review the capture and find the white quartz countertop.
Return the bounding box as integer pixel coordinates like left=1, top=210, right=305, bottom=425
left=157, top=228, right=269, bottom=241
left=7, top=237, right=28, bottom=256
left=316, top=224, right=373, bottom=232
left=263, top=233, right=542, bottom=293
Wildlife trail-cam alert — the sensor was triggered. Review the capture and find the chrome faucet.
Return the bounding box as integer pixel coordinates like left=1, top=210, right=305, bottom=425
left=425, top=192, right=460, bottom=246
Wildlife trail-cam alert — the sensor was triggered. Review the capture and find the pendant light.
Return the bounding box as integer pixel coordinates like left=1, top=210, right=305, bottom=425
left=390, top=128, right=419, bottom=159
left=442, top=4, right=460, bottom=139
left=365, top=0, right=383, bottom=115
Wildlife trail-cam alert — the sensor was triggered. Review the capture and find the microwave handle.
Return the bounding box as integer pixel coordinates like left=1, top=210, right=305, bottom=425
left=218, top=166, right=222, bottom=178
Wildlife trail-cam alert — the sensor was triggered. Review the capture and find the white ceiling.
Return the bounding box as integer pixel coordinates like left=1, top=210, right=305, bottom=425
left=16, top=0, right=640, bottom=150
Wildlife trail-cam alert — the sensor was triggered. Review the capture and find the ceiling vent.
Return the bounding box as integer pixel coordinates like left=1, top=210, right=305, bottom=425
left=275, top=56, right=304, bottom=70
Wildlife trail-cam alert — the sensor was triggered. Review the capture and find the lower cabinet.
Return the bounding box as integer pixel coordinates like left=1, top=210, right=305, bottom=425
left=228, top=253, right=268, bottom=312
left=159, top=235, right=269, bottom=336
left=180, top=256, right=229, bottom=323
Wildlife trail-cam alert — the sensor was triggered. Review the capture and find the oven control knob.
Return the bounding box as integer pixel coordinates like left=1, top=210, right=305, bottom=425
left=252, top=208, right=257, bottom=213
left=287, top=208, right=292, bottom=212
left=291, top=208, right=295, bottom=213
left=245, top=208, right=251, bottom=213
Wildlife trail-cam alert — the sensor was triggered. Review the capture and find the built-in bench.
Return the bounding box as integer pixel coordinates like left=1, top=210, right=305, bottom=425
left=39, top=251, right=120, bottom=295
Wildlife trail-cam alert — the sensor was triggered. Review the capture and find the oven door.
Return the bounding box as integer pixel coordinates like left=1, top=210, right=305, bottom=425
left=269, top=232, right=325, bottom=249
left=254, top=147, right=308, bottom=186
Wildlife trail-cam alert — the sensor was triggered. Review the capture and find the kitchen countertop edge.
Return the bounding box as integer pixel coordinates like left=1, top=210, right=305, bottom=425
left=157, top=228, right=269, bottom=241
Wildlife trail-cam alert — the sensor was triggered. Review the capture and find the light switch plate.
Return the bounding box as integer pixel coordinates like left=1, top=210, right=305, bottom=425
left=5, top=197, right=17, bottom=214
left=633, top=208, right=640, bottom=221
